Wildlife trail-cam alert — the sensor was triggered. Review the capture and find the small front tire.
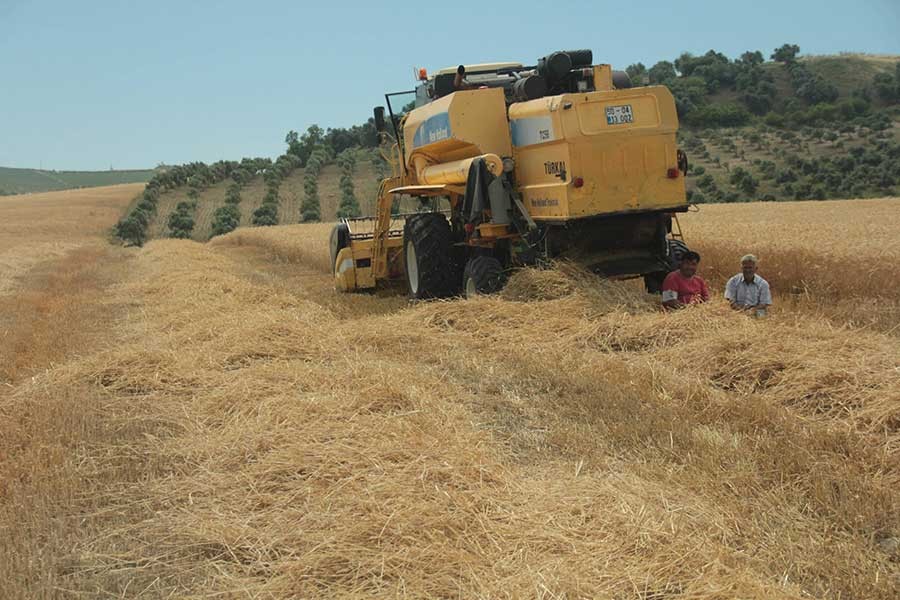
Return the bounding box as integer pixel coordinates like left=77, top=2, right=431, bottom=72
left=463, top=256, right=506, bottom=298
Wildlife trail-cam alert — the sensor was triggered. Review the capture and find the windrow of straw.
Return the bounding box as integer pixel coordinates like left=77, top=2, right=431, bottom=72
left=3, top=222, right=897, bottom=598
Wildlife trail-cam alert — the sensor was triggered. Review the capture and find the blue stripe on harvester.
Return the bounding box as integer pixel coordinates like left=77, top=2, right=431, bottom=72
left=412, top=112, right=451, bottom=148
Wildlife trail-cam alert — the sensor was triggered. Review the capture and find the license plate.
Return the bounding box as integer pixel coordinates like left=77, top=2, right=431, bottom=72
left=606, top=105, right=633, bottom=125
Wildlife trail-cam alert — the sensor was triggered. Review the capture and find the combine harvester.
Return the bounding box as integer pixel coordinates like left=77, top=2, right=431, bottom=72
left=330, top=49, right=691, bottom=298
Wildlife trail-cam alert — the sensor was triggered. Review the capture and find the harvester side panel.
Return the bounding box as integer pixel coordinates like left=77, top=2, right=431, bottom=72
left=403, top=88, right=512, bottom=182
left=509, top=86, right=687, bottom=221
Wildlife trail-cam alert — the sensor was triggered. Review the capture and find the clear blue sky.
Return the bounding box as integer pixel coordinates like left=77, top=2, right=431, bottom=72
left=1, top=0, right=898, bottom=170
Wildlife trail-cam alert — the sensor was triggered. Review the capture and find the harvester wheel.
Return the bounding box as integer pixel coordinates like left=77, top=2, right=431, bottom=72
left=329, top=223, right=351, bottom=273
left=644, top=239, right=691, bottom=293
left=463, top=256, right=506, bottom=298
left=403, top=213, right=461, bottom=299
left=666, top=239, right=690, bottom=272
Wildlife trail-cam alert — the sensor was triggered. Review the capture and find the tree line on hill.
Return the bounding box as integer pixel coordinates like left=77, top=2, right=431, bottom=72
left=626, top=44, right=900, bottom=129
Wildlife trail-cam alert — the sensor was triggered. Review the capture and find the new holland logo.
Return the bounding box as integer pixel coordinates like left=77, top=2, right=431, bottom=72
left=413, top=112, right=452, bottom=148
left=428, top=127, right=449, bottom=143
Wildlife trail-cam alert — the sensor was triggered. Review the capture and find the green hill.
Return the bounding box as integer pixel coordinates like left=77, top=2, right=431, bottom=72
left=705, top=54, right=900, bottom=110
left=802, top=54, right=899, bottom=96
left=0, top=166, right=156, bottom=196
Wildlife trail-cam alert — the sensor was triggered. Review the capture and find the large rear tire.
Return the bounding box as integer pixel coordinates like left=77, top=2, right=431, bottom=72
left=463, top=256, right=506, bottom=298
left=329, top=223, right=351, bottom=273
left=403, top=213, right=462, bottom=299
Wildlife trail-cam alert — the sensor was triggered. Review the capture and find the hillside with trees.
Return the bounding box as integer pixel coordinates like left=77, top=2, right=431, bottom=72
left=623, top=46, right=899, bottom=202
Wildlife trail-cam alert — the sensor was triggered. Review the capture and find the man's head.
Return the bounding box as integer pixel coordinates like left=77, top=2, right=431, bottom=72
left=679, top=251, right=701, bottom=277
left=741, top=254, right=759, bottom=281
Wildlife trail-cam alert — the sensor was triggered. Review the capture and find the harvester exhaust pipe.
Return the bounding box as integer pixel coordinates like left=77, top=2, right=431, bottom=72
left=373, top=106, right=386, bottom=132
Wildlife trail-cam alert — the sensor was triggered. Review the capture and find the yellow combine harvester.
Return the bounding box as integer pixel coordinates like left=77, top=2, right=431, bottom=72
left=330, top=49, right=690, bottom=298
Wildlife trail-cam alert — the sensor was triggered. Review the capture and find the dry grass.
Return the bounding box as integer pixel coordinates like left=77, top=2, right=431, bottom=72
left=0, top=183, right=142, bottom=292
left=2, top=198, right=898, bottom=598
left=0, top=185, right=146, bottom=597
left=0, top=245, right=125, bottom=384
left=212, top=222, right=336, bottom=273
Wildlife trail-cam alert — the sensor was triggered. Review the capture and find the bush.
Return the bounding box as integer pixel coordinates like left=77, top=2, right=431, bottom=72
left=775, top=168, right=798, bottom=184
left=684, top=103, right=751, bottom=127
left=873, top=72, right=898, bottom=103
left=771, top=43, right=800, bottom=63
left=211, top=204, right=242, bottom=237
left=251, top=201, right=279, bottom=226
left=115, top=216, right=147, bottom=246
left=758, top=161, right=776, bottom=179
left=763, top=112, right=785, bottom=128
left=167, top=200, right=197, bottom=238
left=225, top=184, right=241, bottom=205
left=729, top=167, right=759, bottom=195
left=697, top=174, right=716, bottom=191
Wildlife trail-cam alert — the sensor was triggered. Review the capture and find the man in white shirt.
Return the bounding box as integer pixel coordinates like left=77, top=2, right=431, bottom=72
left=725, top=254, right=772, bottom=316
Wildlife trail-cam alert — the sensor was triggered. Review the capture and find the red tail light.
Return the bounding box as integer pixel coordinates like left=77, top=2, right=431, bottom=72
left=573, top=176, right=584, bottom=188
left=667, top=168, right=679, bottom=179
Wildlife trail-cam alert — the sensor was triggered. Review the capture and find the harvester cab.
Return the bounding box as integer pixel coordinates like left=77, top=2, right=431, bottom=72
left=330, top=49, right=691, bottom=298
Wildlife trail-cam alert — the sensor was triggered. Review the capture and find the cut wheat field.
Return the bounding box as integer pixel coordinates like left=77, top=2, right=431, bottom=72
left=1, top=194, right=898, bottom=598
left=681, top=198, right=900, bottom=332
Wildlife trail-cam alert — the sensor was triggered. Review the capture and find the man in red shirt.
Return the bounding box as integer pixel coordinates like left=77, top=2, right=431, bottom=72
left=661, top=250, right=709, bottom=309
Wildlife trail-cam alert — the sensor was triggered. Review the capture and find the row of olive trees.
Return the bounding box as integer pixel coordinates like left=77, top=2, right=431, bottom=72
left=115, top=158, right=271, bottom=246
left=167, top=198, right=198, bottom=238
left=116, top=125, right=380, bottom=242
left=251, top=152, right=302, bottom=226
left=210, top=182, right=243, bottom=237
left=300, top=145, right=329, bottom=222
left=335, top=149, right=360, bottom=218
